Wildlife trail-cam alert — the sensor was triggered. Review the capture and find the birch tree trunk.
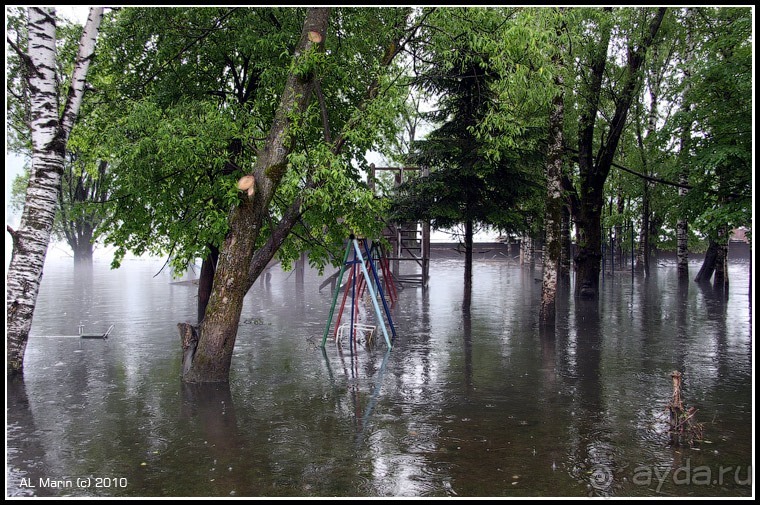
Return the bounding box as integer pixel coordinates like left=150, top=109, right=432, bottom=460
left=539, top=67, right=565, bottom=326
left=676, top=174, right=690, bottom=280
left=694, top=238, right=718, bottom=283
left=520, top=233, right=532, bottom=266
left=6, top=7, right=103, bottom=377
left=182, top=7, right=330, bottom=383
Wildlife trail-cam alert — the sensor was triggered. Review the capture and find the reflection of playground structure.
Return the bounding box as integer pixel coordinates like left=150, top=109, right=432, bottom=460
left=321, top=346, right=392, bottom=448
left=319, top=234, right=398, bottom=448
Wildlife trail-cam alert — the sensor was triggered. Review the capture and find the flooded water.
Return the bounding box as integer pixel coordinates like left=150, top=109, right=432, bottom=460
left=6, top=253, right=753, bottom=498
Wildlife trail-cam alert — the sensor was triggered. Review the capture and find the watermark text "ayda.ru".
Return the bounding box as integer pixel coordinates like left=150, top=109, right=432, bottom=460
left=591, top=460, right=752, bottom=493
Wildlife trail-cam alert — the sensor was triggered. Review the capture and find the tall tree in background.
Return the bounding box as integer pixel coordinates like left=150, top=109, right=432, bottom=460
left=57, top=157, right=110, bottom=265
left=390, top=8, right=542, bottom=288
left=8, top=155, right=110, bottom=265
left=686, top=7, right=752, bottom=294
left=6, top=7, right=104, bottom=377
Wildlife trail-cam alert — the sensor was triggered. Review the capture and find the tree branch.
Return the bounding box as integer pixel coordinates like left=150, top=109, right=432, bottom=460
left=314, top=79, right=332, bottom=143
left=244, top=9, right=424, bottom=287
left=138, top=8, right=238, bottom=92
left=6, top=36, right=33, bottom=73
left=7, top=225, right=19, bottom=245
left=331, top=9, right=416, bottom=155
left=60, top=7, right=104, bottom=145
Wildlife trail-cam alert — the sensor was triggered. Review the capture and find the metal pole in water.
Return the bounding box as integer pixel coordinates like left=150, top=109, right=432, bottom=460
left=321, top=240, right=352, bottom=347
left=350, top=255, right=357, bottom=357
left=361, top=238, right=396, bottom=339
left=352, top=239, right=392, bottom=349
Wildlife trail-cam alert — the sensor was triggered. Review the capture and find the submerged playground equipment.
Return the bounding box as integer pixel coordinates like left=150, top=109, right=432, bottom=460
left=368, top=164, right=431, bottom=288
left=79, top=323, right=114, bottom=339
left=321, top=235, right=397, bottom=350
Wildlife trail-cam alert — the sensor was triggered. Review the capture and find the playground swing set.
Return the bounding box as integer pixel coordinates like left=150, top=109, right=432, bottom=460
left=321, top=235, right=397, bottom=351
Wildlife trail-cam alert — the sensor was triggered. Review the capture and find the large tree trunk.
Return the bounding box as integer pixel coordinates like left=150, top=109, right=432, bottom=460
left=540, top=66, right=565, bottom=326
left=182, top=8, right=330, bottom=383
left=197, top=244, right=219, bottom=324
left=694, top=238, right=718, bottom=283
left=72, top=236, right=95, bottom=265
left=572, top=7, right=665, bottom=299
left=6, top=7, right=103, bottom=377
left=713, top=226, right=729, bottom=295
left=574, top=188, right=605, bottom=299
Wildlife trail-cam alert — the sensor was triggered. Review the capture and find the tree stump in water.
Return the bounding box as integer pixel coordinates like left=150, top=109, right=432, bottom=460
left=667, top=370, right=704, bottom=446
left=178, top=323, right=200, bottom=377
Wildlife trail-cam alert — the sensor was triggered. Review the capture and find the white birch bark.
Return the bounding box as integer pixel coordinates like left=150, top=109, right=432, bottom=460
left=540, top=69, right=565, bottom=326
left=6, top=7, right=103, bottom=376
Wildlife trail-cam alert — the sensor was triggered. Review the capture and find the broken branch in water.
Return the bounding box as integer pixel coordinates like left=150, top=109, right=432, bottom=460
left=667, top=371, right=704, bottom=447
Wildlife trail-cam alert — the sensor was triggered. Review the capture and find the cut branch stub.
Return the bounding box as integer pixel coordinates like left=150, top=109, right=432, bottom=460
left=308, top=30, right=323, bottom=44
left=178, top=322, right=200, bottom=378
left=237, top=174, right=255, bottom=197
